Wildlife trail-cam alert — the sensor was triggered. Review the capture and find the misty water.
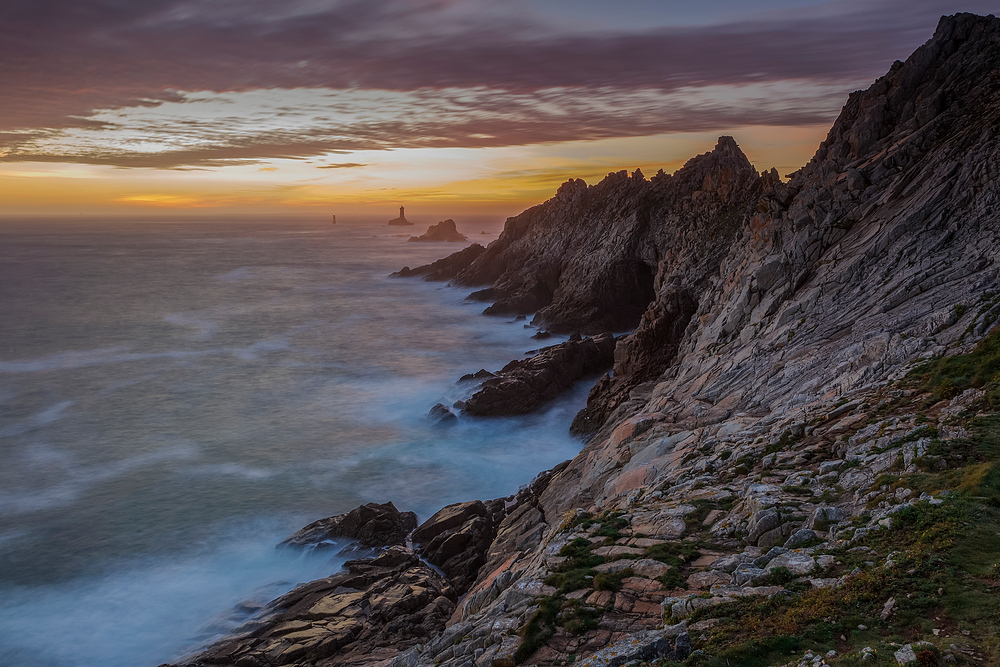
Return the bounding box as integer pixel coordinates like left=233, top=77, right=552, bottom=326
left=0, top=219, right=589, bottom=667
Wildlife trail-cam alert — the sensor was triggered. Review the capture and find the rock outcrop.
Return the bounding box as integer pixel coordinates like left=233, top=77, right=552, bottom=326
left=179, top=14, right=1000, bottom=667
left=462, top=333, right=616, bottom=416
left=391, top=243, right=485, bottom=281
left=173, top=547, right=456, bottom=667
left=408, top=219, right=468, bottom=242
left=279, top=502, right=417, bottom=550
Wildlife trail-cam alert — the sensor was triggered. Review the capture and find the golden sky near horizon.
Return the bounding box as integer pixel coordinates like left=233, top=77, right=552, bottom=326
left=1, top=0, right=995, bottom=221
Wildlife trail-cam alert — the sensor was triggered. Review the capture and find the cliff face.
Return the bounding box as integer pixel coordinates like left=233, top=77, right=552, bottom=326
left=541, top=11, right=1000, bottom=516
left=177, top=13, right=1000, bottom=667
left=453, top=137, right=764, bottom=338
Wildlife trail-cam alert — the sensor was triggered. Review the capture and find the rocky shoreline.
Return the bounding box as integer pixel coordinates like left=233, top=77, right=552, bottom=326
left=172, top=14, right=1000, bottom=667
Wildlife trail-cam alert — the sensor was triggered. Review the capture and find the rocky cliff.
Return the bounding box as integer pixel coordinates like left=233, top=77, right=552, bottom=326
left=173, top=13, right=1000, bottom=667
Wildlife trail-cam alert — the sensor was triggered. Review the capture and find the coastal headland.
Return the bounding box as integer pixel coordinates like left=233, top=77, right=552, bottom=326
left=171, top=14, right=1000, bottom=667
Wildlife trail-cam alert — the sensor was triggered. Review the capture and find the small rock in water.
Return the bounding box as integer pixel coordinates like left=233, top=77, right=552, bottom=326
left=429, top=403, right=458, bottom=424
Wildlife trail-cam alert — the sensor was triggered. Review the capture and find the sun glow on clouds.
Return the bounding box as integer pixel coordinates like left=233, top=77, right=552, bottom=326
left=2, top=0, right=992, bottom=217
left=6, top=82, right=847, bottom=170
left=0, top=82, right=846, bottom=216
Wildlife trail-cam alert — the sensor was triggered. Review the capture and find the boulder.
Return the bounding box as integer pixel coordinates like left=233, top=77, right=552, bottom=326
left=784, top=528, right=818, bottom=548
left=279, top=502, right=418, bottom=550
left=686, top=570, right=731, bottom=589
left=765, top=552, right=816, bottom=576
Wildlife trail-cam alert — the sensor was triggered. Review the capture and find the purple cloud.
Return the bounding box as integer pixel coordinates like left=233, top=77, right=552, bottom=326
left=0, top=0, right=994, bottom=167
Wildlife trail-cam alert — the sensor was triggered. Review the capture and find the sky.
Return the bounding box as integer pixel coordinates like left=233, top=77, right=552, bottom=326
left=0, top=0, right=996, bottom=221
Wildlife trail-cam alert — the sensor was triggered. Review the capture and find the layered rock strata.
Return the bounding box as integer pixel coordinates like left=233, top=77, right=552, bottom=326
left=178, top=13, right=1000, bottom=667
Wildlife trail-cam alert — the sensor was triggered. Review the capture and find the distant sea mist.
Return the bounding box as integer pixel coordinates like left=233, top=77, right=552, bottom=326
left=0, top=219, right=588, bottom=667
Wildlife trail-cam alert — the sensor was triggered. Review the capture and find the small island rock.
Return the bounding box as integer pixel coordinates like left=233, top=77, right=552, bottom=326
left=409, top=219, right=468, bottom=242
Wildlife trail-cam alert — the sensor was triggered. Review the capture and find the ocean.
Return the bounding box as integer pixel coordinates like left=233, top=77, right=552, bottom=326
left=0, top=218, right=588, bottom=667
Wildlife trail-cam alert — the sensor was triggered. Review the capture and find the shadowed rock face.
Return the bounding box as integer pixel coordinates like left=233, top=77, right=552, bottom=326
left=176, top=14, right=1000, bottom=667
left=462, top=333, right=616, bottom=416
left=452, top=139, right=763, bottom=336
left=279, top=502, right=418, bottom=549
left=541, top=11, right=1000, bottom=516
left=391, top=243, right=485, bottom=281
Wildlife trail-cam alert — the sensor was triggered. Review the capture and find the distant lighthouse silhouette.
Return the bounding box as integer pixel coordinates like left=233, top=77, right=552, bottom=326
left=388, top=205, right=412, bottom=226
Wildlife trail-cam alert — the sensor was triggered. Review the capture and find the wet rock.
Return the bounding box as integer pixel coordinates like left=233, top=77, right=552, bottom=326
left=279, top=502, right=418, bottom=550
left=462, top=334, right=615, bottom=416
left=429, top=403, right=458, bottom=424
left=391, top=243, right=485, bottom=281
left=460, top=369, right=495, bottom=381
left=171, top=547, right=455, bottom=667
left=413, top=501, right=496, bottom=595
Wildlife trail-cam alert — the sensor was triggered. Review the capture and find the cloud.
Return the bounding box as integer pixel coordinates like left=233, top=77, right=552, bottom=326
left=317, top=162, right=368, bottom=169
left=1, top=83, right=846, bottom=168
left=0, top=0, right=993, bottom=167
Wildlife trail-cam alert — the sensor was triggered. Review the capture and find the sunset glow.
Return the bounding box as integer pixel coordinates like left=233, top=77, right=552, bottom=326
left=1, top=0, right=995, bottom=220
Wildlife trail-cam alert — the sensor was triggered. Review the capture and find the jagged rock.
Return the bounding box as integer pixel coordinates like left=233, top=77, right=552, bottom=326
left=460, top=369, right=495, bottom=381
left=462, top=334, right=615, bottom=416
left=279, top=502, right=418, bottom=550
left=392, top=243, right=485, bottom=281
left=412, top=500, right=495, bottom=594
left=429, top=403, right=458, bottom=424
left=408, top=219, right=468, bottom=242
left=170, top=547, right=455, bottom=667
left=575, top=629, right=685, bottom=666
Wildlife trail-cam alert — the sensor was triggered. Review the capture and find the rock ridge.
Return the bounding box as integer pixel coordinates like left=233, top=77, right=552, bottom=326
left=180, top=13, right=1000, bottom=667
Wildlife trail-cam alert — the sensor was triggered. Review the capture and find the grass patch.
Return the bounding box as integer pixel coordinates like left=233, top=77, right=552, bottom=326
left=593, top=568, right=633, bottom=592
left=544, top=537, right=604, bottom=594
left=909, top=328, right=1000, bottom=405
left=515, top=595, right=561, bottom=663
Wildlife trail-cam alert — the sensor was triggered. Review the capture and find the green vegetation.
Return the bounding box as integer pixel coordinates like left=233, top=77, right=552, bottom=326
left=593, top=568, right=632, bottom=592
left=544, top=537, right=603, bottom=594
left=910, top=328, right=1000, bottom=405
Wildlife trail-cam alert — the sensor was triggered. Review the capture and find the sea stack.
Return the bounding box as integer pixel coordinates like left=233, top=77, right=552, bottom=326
left=408, top=219, right=468, bottom=242
left=331, top=214, right=336, bottom=224
left=388, top=206, right=413, bottom=226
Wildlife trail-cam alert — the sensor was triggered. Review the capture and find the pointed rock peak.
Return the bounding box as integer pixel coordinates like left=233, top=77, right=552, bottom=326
left=632, top=167, right=645, bottom=181
left=715, top=136, right=741, bottom=155
left=555, top=177, right=588, bottom=201
left=815, top=12, right=1000, bottom=165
